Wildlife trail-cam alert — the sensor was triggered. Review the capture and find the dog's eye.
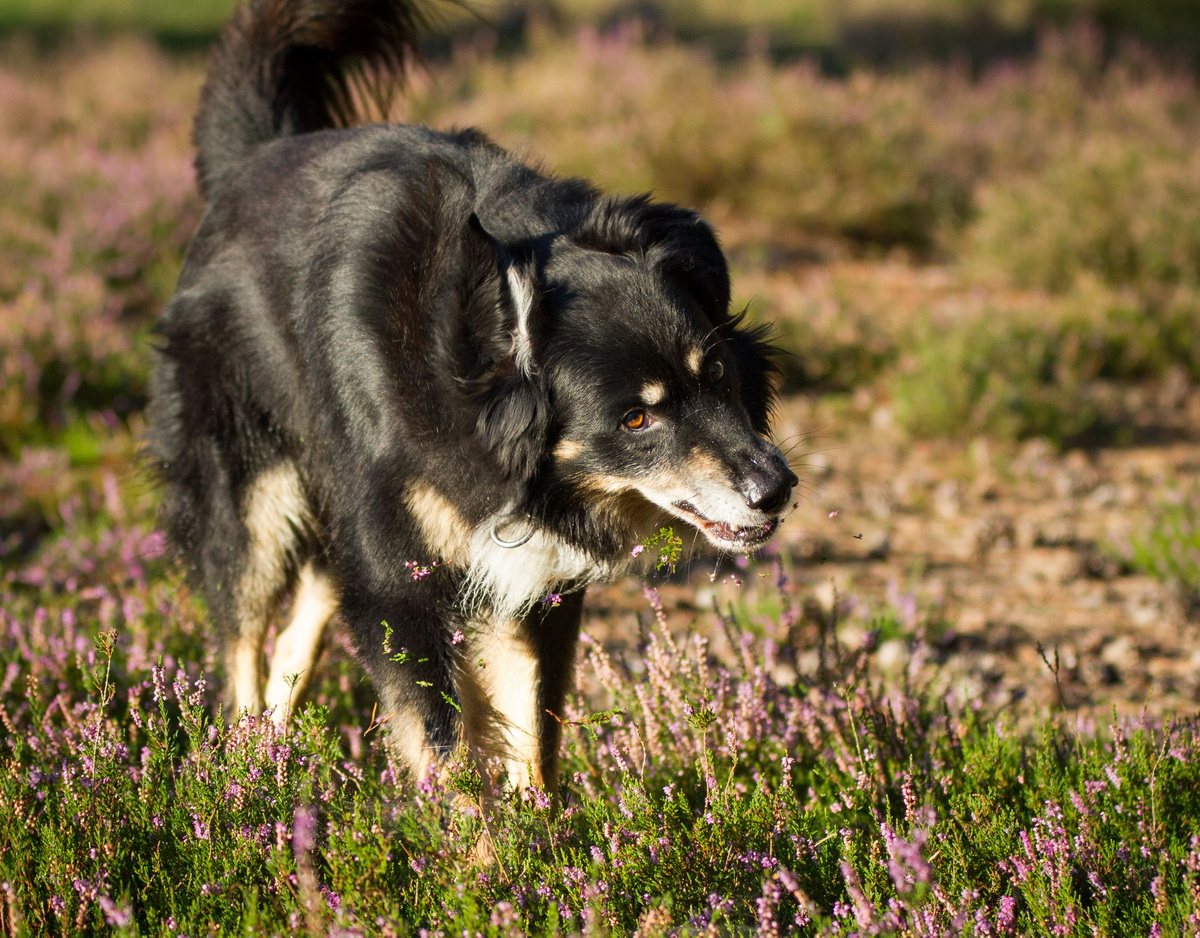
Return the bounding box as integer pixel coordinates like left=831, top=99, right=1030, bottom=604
left=621, top=410, right=653, bottom=431
left=707, top=360, right=725, bottom=384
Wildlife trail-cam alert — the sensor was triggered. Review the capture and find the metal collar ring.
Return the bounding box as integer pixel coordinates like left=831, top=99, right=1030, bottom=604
left=489, top=518, right=534, bottom=549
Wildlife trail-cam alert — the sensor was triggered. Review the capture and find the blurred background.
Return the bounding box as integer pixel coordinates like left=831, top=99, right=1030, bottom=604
left=4, top=0, right=1200, bottom=718
left=2, top=0, right=1200, bottom=65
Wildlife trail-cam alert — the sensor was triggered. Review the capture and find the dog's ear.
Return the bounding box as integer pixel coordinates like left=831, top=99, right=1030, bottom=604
left=574, top=196, right=732, bottom=320
left=463, top=214, right=550, bottom=481
left=645, top=207, right=731, bottom=322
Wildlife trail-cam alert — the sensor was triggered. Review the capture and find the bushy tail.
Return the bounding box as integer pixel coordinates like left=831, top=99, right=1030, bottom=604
left=193, top=0, right=430, bottom=198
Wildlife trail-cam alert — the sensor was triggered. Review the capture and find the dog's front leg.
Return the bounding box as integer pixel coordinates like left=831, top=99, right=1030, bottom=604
left=343, top=589, right=471, bottom=780
left=470, top=590, right=585, bottom=793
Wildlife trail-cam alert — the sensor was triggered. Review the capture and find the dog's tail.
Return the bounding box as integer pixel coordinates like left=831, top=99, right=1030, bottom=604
left=193, top=0, right=430, bottom=198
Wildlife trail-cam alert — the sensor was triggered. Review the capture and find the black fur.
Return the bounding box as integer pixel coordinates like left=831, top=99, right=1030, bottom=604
left=148, top=0, right=796, bottom=788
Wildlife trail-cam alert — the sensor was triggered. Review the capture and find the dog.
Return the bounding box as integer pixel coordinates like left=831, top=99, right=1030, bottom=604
left=147, top=0, right=797, bottom=790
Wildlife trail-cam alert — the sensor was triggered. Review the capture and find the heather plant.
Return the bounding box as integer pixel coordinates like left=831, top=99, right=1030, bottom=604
left=886, top=287, right=1200, bottom=444
left=0, top=40, right=199, bottom=459
left=964, top=115, right=1200, bottom=294
left=412, top=27, right=980, bottom=253
left=5, top=535, right=1200, bottom=934
left=886, top=310, right=1104, bottom=444
left=958, top=29, right=1200, bottom=293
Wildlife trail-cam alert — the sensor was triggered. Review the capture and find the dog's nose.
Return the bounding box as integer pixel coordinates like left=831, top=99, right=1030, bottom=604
left=742, top=462, right=798, bottom=514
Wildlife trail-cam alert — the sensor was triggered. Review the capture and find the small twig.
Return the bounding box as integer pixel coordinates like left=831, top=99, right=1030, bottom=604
left=1035, top=642, right=1067, bottom=711
left=364, top=701, right=393, bottom=735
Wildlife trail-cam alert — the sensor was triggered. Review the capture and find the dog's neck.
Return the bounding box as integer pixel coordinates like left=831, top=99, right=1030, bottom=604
left=459, top=513, right=617, bottom=621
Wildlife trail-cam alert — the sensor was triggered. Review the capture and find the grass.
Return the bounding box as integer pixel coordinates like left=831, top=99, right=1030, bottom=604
left=0, top=0, right=234, bottom=35
left=5, top=534, right=1200, bottom=934
left=4, top=11, right=1200, bottom=934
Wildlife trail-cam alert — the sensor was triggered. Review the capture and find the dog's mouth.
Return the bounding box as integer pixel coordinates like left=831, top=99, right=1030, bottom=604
left=672, top=501, right=777, bottom=551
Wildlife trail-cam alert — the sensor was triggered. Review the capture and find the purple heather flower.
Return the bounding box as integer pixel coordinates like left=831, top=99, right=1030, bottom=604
left=98, top=897, right=131, bottom=928
left=756, top=880, right=782, bottom=938
left=292, top=806, right=316, bottom=855
left=491, top=902, right=518, bottom=928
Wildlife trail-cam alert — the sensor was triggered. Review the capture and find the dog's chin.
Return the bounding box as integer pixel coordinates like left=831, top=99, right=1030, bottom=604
left=671, top=501, right=778, bottom=553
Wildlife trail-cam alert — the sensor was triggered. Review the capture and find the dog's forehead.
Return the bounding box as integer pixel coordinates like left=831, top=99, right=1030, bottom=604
left=546, top=249, right=709, bottom=342
left=539, top=244, right=723, bottom=399
left=549, top=314, right=716, bottom=406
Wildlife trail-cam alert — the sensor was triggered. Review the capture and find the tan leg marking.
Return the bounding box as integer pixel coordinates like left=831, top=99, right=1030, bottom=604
left=232, top=462, right=311, bottom=719
left=470, top=621, right=543, bottom=788
left=265, top=563, right=339, bottom=725
left=379, top=699, right=439, bottom=781
left=405, top=482, right=470, bottom=560
left=228, top=637, right=265, bottom=717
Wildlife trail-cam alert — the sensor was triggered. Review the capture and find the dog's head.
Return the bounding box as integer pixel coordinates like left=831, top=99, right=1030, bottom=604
left=468, top=195, right=796, bottom=554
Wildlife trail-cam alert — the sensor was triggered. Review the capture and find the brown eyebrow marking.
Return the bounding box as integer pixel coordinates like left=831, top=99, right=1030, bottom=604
left=685, top=347, right=704, bottom=376
left=640, top=382, right=666, bottom=406
left=555, top=440, right=584, bottom=460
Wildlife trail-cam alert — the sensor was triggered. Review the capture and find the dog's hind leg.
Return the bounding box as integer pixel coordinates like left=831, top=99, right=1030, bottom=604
left=264, top=561, right=338, bottom=724
left=227, top=462, right=311, bottom=718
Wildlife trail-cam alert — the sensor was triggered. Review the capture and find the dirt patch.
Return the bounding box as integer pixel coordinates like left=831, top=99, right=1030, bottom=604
left=586, top=391, right=1200, bottom=724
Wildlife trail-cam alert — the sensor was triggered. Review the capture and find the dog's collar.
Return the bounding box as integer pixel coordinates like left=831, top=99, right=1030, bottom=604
left=489, top=517, right=535, bottom=549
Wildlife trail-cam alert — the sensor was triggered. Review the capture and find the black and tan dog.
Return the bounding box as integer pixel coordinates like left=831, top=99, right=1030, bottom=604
left=147, top=0, right=797, bottom=789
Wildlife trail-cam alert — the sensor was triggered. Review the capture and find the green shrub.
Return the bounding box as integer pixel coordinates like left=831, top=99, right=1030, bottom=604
left=1125, top=489, right=1200, bottom=595
left=885, top=285, right=1200, bottom=444
left=888, top=312, right=1103, bottom=443
left=967, top=137, right=1200, bottom=292
left=959, top=33, right=1200, bottom=293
